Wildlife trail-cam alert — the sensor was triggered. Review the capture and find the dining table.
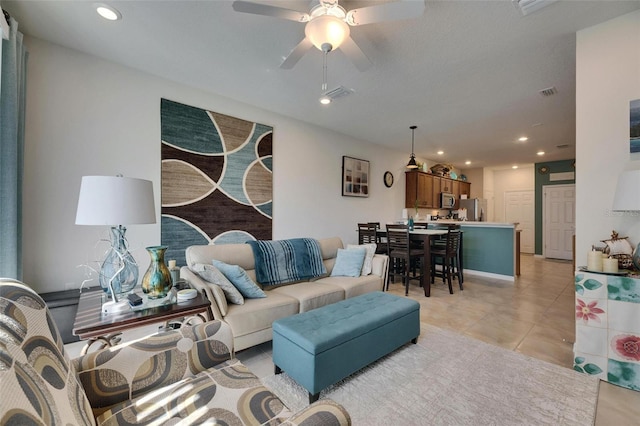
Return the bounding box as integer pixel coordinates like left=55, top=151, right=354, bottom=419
left=377, top=227, right=456, bottom=297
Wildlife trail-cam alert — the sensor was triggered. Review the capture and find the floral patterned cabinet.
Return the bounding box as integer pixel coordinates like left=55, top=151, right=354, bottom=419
left=574, top=271, right=640, bottom=391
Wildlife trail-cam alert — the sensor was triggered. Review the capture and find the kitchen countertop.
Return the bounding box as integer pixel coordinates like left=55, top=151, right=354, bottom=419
left=415, top=220, right=518, bottom=228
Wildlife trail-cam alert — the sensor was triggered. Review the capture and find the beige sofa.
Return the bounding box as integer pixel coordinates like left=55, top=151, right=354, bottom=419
left=181, top=237, right=389, bottom=352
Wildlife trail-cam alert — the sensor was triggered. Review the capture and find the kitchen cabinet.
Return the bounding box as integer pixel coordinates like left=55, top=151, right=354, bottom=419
left=440, top=178, right=452, bottom=193
left=405, top=171, right=471, bottom=209
left=460, top=182, right=471, bottom=199
left=406, top=171, right=435, bottom=208
left=431, top=176, right=441, bottom=207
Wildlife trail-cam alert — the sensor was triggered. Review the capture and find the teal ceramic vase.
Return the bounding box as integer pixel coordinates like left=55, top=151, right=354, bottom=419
left=141, top=246, right=172, bottom=299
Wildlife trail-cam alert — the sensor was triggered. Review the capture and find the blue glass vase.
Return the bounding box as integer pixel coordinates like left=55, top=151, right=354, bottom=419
left=141, top=246, right=172, bottom=299
left=99, top=226, right=138, bottom=295
left=408, top=216, right=414, bottom=231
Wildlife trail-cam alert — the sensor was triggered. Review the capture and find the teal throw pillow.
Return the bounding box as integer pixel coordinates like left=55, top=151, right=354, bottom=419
left=330, top=248, right=366, bottom=277
left=212, top=260, right=266, bottom=299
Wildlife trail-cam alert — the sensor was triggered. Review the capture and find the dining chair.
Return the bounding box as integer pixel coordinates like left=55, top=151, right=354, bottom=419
left=358, top=222, right=387, bottom=254
left=430, top=229, right=463, bottom=294
left=386, top=224, right=425, bottom=295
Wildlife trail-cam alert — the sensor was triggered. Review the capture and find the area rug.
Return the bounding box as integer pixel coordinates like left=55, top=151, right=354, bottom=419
left=262, top=325, right=599, bottom=425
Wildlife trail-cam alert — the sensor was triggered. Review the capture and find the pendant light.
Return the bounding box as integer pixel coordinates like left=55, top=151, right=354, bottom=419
left=406, top=125, right=418, bottom=169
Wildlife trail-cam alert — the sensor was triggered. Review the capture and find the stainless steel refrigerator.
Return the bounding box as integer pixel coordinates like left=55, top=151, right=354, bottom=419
left=459, top=198, right=488, bottom=221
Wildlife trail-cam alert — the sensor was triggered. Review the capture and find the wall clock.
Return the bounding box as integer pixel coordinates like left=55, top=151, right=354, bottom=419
left=384, top=171, right=394, bottom=187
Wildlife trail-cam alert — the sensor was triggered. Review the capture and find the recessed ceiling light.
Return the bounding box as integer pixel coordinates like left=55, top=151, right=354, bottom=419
left=319, top=95, right=331, bottom=105
left=465, top=161, right=471, bottom=165
left=537, top=151, right=545, bottom=156
left=437, top=150, right=444, bottom=155
left=518, top=137, right=528, bottom=142
left=512, top=165, right=518, bottom=169
left=96, top=3, right=122, bottom=21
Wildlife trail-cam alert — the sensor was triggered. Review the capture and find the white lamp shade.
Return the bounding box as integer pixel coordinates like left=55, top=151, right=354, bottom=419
left=75, top=176, right=156, bottom=225
left=612, top=170, right=640, bottom=211
left=305, top=15, right=350, bottom=51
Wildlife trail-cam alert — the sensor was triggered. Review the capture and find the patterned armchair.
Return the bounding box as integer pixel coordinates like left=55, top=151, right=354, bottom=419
left=0, top=279, right=351, bottom=425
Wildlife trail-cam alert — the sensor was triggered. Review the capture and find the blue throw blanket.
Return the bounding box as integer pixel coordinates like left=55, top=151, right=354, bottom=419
left=247, top=238, right=327, bottom=286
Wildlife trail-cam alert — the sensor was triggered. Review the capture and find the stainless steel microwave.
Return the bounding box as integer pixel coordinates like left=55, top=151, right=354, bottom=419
left=440, top=192, right=455, bottom=209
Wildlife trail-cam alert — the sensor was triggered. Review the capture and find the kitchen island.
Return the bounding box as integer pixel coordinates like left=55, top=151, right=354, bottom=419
left=418, top=220, right=519, bottom=281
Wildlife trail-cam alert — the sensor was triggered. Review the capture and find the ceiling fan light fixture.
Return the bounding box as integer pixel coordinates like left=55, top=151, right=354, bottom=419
left=305, top=15, right=350, bottom=51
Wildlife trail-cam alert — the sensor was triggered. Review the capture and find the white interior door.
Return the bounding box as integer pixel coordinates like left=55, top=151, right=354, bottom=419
left=543, top=184, right=575, bottom=260
left=505, top=190, right=535, bottom=253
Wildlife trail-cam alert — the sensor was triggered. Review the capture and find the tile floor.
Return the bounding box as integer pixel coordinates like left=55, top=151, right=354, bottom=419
left=65, top=254, right=640, bottom=424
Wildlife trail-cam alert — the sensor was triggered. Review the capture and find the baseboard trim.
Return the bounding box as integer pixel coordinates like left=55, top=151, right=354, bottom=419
left=463, top=269, right=515, bottom=282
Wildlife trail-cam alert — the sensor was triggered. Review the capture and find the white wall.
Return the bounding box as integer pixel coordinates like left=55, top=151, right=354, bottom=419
left=576, top=10, right=640, bottom=266
left=490, top=165, right=535, bottom=223
left=462, top=167, right=484, bottom=199
left=23, top=36, right=409, bottom=293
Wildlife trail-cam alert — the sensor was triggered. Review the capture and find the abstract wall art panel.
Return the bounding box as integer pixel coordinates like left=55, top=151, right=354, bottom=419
left=631, top=99, right=640, bottom=157
left=160, top=98, right=273, bottom=266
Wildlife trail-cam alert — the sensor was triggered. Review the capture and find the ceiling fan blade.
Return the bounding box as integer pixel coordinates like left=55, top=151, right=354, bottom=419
left=340, top=37, right=372, bottom=72
left=232, top=1, right=310, bottom=22
left=346, top=0, right=425, bottom=26
left=280, top=37, right=314, bottom=69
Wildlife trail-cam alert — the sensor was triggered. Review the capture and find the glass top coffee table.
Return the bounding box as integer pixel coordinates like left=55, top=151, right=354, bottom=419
left=72, top=286, right=210, bottom=355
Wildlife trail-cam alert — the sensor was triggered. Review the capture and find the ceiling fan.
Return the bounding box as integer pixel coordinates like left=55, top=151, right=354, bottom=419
left=232, top=0, right=426, bottom=71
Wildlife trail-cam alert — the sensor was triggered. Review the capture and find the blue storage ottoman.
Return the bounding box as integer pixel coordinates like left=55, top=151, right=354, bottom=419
left=272, top=291, right=420, bottom=403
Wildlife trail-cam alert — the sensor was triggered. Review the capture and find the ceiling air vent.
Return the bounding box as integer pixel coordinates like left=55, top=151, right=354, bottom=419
left=512, top=0, right=558, bottom=16
left=539, top=86, right=558, bottom=97
left=323, top=86, right=354, bottom=101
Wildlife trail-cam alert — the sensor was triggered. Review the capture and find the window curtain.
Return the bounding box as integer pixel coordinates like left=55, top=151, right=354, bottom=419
left=0, top=15, right=28, bottom=279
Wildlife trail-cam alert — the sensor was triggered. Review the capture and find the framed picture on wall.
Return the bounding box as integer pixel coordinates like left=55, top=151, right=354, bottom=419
left=342, top=156, right=369, bottom=197
left=631, top=99, right=640, bottom=158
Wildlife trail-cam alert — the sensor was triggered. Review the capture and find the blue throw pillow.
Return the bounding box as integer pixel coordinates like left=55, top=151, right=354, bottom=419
left=330, top=248, right=366, bottom=277
left=212, top=260, right=266, bottom=299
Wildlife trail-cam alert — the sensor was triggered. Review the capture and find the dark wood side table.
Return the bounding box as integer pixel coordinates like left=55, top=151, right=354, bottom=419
left=72, top=287, right=211, bottom=355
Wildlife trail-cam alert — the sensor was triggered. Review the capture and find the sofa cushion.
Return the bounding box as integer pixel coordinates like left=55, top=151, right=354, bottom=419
left=331, top=248, right=366, bottom=277
left=185, top=243, right=258, bottom=282
left=318, top=275, right=384, bottom=299
left=190, top=263, right=244, bottom=305
left=271, top=282, right=345, bottom=313
left=97, top=360, right=292, bottom=425
left=224, top=293, right=300, bottom=338
left=213, top=260, right=266, bottom=299
left=347, top=243, right=377, bottom=275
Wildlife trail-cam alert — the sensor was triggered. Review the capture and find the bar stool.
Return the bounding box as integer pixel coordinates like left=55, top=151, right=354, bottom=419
left=386, top=224, right=425, bottom=295
left=430, top=229, right=463, bottom=294
left=431, top=224, right=463, bottom=284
